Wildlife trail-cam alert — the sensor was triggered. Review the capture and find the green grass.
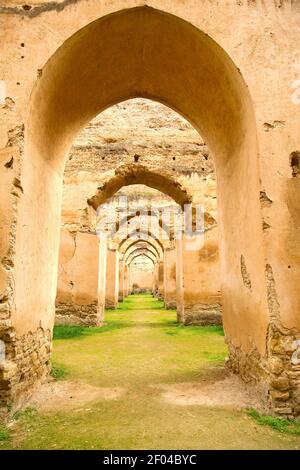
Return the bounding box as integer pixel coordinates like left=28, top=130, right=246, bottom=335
left=164, top=324, right=224, bottom=336
left=13, top=406, right=38, bottom=421
left=0, top=424, right=10, bottom=442
left=53, top=323, right=123, bottom=340
left=248, top=408, right=300, bottom=435
left=3, top=294, right=300, bottom=450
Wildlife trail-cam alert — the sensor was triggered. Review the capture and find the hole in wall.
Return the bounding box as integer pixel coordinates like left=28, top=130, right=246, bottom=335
left=290, top=151, right=300, bottom=178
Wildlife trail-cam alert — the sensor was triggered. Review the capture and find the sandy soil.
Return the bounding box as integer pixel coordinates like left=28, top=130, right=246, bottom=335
left=29, top=379, right=124, bottom=412
left=158, top=371, right=265, bottom=411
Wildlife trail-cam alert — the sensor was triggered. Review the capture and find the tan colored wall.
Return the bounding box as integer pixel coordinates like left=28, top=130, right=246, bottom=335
left=163, top=248, right=176, bottom=309
left=1, top=1, right=300, bottom=416
left=118, top=258, right=125, bottom=301
left=105, top=249, right=119, bottom=309
left=97, top=236, right=107, bottom=321
left=157, top=262, right=164, bottom=300
left=182, top=230, right=221, bottom=325
left=56, top=229, right=100, bottom=325
left=131, top=270, right=153, bottom=293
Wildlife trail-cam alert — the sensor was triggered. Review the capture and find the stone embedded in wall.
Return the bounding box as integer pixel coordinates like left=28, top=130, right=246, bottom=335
left=226, top=320, right=300, bottom=418
left=0, top=326, right=51, bottom=416
left=267, top=322, right=300, bottom=417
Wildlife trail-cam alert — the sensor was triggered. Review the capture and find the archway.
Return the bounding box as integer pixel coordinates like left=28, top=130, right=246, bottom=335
left=120, top=238, right=162, bottom=260
left=126, top=249, right=157, bottom=266
left=10, top=6, right=268, bottom=410
left=88, top=164, right=191, bottom=210
left=124, top=246, right=159, bottom=264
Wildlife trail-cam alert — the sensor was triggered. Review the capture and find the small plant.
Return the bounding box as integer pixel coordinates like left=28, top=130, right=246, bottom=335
left=50, top=363, right=68, bottom=380
left=14, top=406, right=38, bottom=421
left=248, top=408, right=300, bottom=435
left=0, top=424, right=10, bottom=442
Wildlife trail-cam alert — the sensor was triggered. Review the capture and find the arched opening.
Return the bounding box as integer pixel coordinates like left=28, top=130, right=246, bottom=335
left=10, top=6, right=268, bottom=412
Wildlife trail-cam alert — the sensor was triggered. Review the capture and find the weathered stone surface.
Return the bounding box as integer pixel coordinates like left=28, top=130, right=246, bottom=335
left=0, top=0, right=300, bottom=418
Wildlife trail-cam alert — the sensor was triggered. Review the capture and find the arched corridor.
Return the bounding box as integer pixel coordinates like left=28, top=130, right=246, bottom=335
left=0, top=1, right=300, bottom=451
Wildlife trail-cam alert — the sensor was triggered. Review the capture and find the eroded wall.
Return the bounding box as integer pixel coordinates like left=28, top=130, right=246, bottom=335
left=56, top=229, right=100, bottom=325
left=0, top=1, right=299, bottom=416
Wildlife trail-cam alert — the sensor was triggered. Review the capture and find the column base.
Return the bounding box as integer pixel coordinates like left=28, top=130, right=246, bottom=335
left=0, top=325, right=51, bottom=417
left=227, top=321, right=300, bottom=418
left=55, top=302, right=102, bottom=326
left=182, top=303, right=222, bottom=326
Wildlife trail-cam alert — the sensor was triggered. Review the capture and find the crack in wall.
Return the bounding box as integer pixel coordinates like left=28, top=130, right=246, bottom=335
left=265, top=263, right=280, bottom=320
left=240, top=254, right=252, bottom=291
left=0, top=0, right=88, bottom=18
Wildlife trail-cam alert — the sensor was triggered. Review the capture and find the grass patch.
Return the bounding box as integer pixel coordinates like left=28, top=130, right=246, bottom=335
left=164, top=324, right=224, bottom=336
left=0, top=423, right=10, bottom=442
left=13, top=406, right=38, bottom=421
left=53, top=325, right=87, bottom=339
left=248, top=408, right=300, bottom=435
left=53, top=322, right=126, bottom=340
left=201, top=350, right=227, bottom=363
left=50, top=363, right=68, bottom=380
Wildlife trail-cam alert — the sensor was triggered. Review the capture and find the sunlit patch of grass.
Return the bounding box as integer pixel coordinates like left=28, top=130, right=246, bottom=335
left=53, top=322, right=126, bottom=340
left=5, top=294, right=299, bottom=450
left=201, top=350, right=227, bottom=363
left=13, top=406, right=38, bottom=421
left=116, top=293, right=164, bottom=311
left=247, top=408, right=300, bottom=435
left=164, top=324, right=224, bottom=336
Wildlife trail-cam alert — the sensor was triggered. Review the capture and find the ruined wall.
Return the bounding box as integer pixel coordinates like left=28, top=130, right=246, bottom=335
left=0, top=0, right=299, bottom=416
left=163, top=248, right=177, bottom=309
left=183, top=228, right=222, bottom=326
left=131, top=262, right=154, bottom=293
left=57, top=99, right=220, bottom=323
left=105, top=249, right=119, bottom=309
left=56, top=229, right=100, bottom=325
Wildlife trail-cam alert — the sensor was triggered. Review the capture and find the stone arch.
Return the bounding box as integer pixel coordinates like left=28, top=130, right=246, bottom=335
left=89, top=164, right=191, bottom=210
left=125, top=247, right=158, bottom=265
left=107, top=209, right=174, bottom=240
left=118, top=230, right=167, bottom=253
left=120, top=237, right=163, bottom=260
left=123, top=242, right=160, bottom=262
left=114, top=215, right=171, bottom=246
left=128, top=253, right=156, bottom=267
left=10, top=6, right=268, bottom=409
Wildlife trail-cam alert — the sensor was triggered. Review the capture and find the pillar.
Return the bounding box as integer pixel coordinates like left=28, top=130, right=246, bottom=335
left=153, top=263, right=159, bottom=297
left=163, top=248, right=177, bottom=309
left=97, top=235, right=107, bottom=322
left=157, top=261, right=164, bottom=300
left=182, top=229, right=221, bottom=325
left=176, top=237, right=184, bottom=323
left=55, top=229, right=100, bottom=325
left=105, top=248, right=119, bottom=309
left=123, top=264, right=129, bottom=298
left=118, top=257, right=125, bottom=302
left=128, top=264, right=132, bottom=295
